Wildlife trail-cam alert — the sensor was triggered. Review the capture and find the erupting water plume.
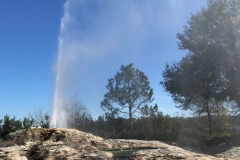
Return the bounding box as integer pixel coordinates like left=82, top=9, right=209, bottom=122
left=50, top=1, right=73, bottom=128
left=50, top=0, right=206, bottom=128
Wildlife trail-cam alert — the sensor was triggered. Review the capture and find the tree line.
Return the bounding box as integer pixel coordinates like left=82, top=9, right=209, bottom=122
left=1, top=104, right=240, bottom=147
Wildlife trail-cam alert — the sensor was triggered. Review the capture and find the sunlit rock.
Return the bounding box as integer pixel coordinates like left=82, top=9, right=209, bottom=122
left=0, top=128, right=239, bottom=159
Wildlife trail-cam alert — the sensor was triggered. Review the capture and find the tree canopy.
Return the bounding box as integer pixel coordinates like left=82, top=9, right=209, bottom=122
left=177, top=0, right=240, bottom=105
left=101, top=63, right=153, bottom=131
left=161, top=0, right=240, bottom=135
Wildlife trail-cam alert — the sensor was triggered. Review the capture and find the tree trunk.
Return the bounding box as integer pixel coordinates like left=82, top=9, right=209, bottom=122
left=206, top=104, right=213, bottom=136
left=234, top=97, right=240, bottom=109
left=129, top=106, right=133, bottom=132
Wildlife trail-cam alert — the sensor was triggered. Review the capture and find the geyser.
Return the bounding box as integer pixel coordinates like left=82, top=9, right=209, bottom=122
left=50, top=0, right=206, bottom=128
left=50, top=1, right=73, bottom=128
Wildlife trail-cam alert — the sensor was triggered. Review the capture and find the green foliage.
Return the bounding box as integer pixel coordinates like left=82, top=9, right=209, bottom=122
left=101, top=63, right=153, bottom=131
left=22, top=117, right=34, bottom=129
left=160, top=0, right=240, bottom=136
left=1, top=111, right=240, bottom=149
left=0, top=115, right=34, bottom=139
left=0, top=115, right=22, bottom=138
left=98, top=105, right=182, bottom=142
left=140, top=104, right=158, bottom=117
left=112, top=114, right=181, bottom=142
left=175, top=0, right=240, bottom=106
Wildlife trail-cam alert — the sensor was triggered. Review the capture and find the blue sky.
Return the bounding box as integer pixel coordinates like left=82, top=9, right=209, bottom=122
left=0, top=0, right=207, bottom=121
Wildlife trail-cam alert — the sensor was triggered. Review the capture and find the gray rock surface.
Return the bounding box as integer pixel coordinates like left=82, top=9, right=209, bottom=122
left=130, top=147, right=218, bottom=160
left=0, top=128, right=239, bottom=159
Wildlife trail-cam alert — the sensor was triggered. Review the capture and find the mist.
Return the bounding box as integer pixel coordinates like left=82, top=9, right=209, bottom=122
left=50, top=0, right=207, bottom=127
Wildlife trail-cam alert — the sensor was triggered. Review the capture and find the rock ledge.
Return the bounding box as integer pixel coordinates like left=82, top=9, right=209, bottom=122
left=0, top=128, right=239, bottom=159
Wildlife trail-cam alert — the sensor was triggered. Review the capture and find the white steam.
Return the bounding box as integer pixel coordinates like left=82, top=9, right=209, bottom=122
left=50, top=0, right=207, bottom=128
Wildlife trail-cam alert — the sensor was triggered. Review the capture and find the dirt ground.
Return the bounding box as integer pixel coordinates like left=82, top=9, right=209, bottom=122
left=181, top=143, right=240, bottom=159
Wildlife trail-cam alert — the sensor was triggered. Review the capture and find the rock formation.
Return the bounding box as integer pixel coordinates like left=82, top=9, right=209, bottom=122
left=0, top=128, right=111, bottom=159
left=0, top=128, right=239, bottom=159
